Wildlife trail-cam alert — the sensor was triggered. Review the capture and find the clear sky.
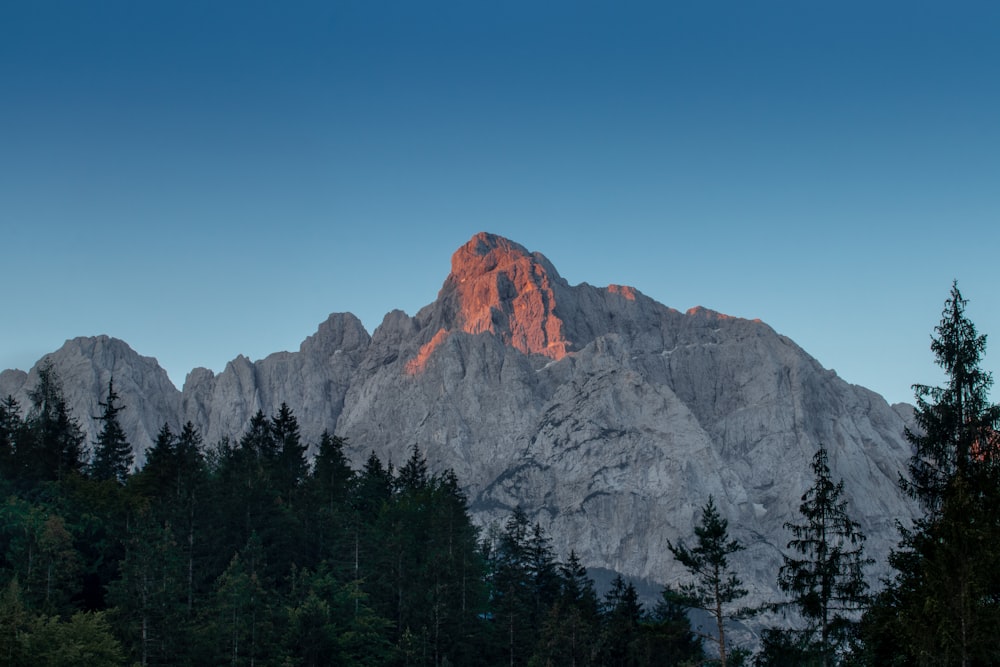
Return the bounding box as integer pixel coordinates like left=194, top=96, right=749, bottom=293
left=2, top=1, right=998, bottom=406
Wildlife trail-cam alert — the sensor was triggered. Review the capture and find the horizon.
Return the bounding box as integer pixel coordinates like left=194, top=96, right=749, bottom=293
left=3, top=2, right=998, bottom=406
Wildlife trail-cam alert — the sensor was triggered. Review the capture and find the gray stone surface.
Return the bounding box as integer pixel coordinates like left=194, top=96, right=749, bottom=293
left=2, top=232, right=917, bottom=607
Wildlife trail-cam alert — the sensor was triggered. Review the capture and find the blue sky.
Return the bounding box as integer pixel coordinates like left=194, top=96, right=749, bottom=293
left=2, top=1, right=998, bottom=406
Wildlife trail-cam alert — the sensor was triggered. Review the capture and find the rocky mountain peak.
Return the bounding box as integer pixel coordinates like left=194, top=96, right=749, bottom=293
left=408, top=233, right=573, bottom=374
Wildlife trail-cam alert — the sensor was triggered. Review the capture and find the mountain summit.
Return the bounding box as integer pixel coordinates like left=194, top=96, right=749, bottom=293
left=410, top=232, right=572, bottom=373
left=0, top=232, right=917, bottom=609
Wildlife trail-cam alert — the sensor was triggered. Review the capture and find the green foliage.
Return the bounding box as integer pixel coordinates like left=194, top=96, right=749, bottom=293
left=668, top=495, right=748, bottom=667
left=597, top=574, right=644, bottom=666
left=640, top=588, right=704, bottom=666
left=0, top=580, right=124, bottom=666
left=863, top=283, right=1000, bottom=666
left=88, top=379, right=132, bottom=485
left=0, top=395, right=24, bottom=479
left=776, top=445, right=871, bottom=666
left=905, top=282, right=1000, bottom=511
left=23, top=362, right=86, bottom=483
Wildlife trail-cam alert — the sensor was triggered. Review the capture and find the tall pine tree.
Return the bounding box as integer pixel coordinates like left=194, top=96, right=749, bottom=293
left=89, top=378, right=133, bottom=484
left=777, top=445, right=871, bottom=666
left=868, top=283, right=1000, bottom=666
left=668, top=495, right=747, bottom=667
left=24, top=362, right=86, bottom=482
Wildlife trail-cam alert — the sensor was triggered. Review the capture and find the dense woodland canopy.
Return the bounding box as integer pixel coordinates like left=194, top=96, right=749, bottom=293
left=0, top=282, right=998, bottom=666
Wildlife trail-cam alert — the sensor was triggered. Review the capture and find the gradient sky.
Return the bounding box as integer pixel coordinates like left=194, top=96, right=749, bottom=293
left=2, top=1, right=998, bottom=406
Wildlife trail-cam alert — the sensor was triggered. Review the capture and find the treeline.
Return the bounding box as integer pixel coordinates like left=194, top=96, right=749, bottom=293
left=2, top=282, right=999, bottom=667
left=0, top=370, right=702, bottom=666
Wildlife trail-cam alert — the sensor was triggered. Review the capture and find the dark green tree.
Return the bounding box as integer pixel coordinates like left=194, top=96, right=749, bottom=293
left=866, top=283, right=1000, bottom=666
left=776, top=445, right=871, bottom=666
left=641, top=588, right=704, bottom=667
left=89, top=379, right=133, bottom=485
left=530, top=550, right=600, bottom=666
left=23, top=610, right=125, bottom=666
left=597, top=574, right=644, bottom=667
left=752, top=627, right=823, bottom=667
left=487, top=507, right=538, bottom=667
left=135, top=423, right=176, bottom=497
left=23, top=362, right=86, bottom=482
left=668, top=496, right=747, bottom=667
left=905, top=282, right=1000, bottom=512
left=107, top=507, right=186, bottom=666
left=0, top=396, right=23, bottom=479
left=205, top=533, right=275, bottom=667
left=271, top=402, right=308, bottom=500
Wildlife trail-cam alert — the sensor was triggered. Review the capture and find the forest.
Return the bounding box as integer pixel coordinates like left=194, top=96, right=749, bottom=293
left=1, top=283, right=998, bottom=667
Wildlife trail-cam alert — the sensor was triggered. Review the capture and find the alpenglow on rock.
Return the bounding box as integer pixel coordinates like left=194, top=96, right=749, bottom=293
left=2, top=231, right=917, bottom=606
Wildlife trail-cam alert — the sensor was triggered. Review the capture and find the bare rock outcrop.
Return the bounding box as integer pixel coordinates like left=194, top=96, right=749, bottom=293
left=3, top=232, right=918, bottom=610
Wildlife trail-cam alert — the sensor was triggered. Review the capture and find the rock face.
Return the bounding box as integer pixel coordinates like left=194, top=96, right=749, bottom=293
left=3, top=232, right=917, bottom=605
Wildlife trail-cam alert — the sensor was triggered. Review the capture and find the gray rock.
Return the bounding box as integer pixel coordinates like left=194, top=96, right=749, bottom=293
left=4, top=232, right=918, bottom=612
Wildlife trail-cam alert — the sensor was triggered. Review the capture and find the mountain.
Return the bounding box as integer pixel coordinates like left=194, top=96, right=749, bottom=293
left=1, top=231, right=918, bottom=607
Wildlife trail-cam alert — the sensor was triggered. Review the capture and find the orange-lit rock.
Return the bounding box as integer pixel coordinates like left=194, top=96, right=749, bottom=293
left=405, top=328, right=450, bottom=375
left=608, top=284, right=637, bottom=301
left=420, top=232, right=573, bottom=368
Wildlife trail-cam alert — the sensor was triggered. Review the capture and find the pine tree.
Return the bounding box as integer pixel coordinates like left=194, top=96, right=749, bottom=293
left=107, top=508, right=185, bottom=666
left=532, top=551, right=602, bottom=667
left=777, top=445, right=871, bottom=666
left=868, top=283, right=1000, bottom=666
left=271, top=402, right=307, bottom=498
left=0, top=396, right=23, bottom=479
left=598, top=574, right=644, bottom=667
left=487, top=507, right=537, bottom=667
left=643, top=587, right=704, bottom=666
left=89, top=378, right=133, bottom=484
left=668, top=496, right=747, bottom=667
left=905, top=281, right=1000, bottom=511
left=304, top=431, right=355, bottom=571
left=24, top=362, right=86, bottom=482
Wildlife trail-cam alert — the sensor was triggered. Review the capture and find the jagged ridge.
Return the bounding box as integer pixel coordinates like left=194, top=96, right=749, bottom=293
left=0, top=232, right=918, bottom=617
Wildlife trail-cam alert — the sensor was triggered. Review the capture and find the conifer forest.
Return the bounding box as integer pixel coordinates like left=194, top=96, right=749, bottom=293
left=1, top=283, right=998, bottom=667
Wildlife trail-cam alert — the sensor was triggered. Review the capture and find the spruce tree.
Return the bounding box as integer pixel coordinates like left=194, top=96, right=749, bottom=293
left=598, top=574, right=644, bottom=667
left=0, top=395, right=23, bottom=479
left=24, top=362, right=86, bottom=482
left=869, top=283, right=1000, bottom=666
left=271, top=402, right=307, bottom=498
left=905, top=281, right=1000, bottom=512
left=777, top=445, right=871, bottom=666
left=532, top=550, right=601, bottom=666
left=89, top=378, right=133, bottom=484
left=668, top=495, right=747, bottom=667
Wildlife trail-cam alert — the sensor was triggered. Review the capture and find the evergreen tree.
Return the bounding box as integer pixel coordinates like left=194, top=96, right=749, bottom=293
left=137, top=423, right=176, bottom=496
left=23, top=362, right=86, bottom=482
left=597, top=574, right=644, bottom=667
left=530, top=550, right=601, bottom=666
left=89, top=378, right=133, bottom=485
left=205, top=533, right=274, bottom=667
left=866, top=283, right=1000, bottom=666
left=420, top=468, right=487, bottom=666
left=904, top=282, right=1000, bottom=512
left=668, top=496, right=747, bottom=667
left=303, top=431, right=355, bottom=570
left=0, top=395, right=23, bottom=479
left=487, top=507, right=537, bottom=667
left=271, top=402, right=307, bottom=499
left=526, top=520, right=561, bottom=624
left=107, top=508, right=186, bottom=666
left=642, top=588, right=704, bottom=667
left=776, top=446, right=871, bottom=666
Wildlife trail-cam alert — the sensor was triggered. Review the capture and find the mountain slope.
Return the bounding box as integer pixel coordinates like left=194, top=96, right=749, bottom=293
left=2, top=232, right=917, bottom=605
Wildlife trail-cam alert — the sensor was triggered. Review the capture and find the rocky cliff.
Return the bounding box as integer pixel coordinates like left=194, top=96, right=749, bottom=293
left=1, top=232, right=918, bottom=606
